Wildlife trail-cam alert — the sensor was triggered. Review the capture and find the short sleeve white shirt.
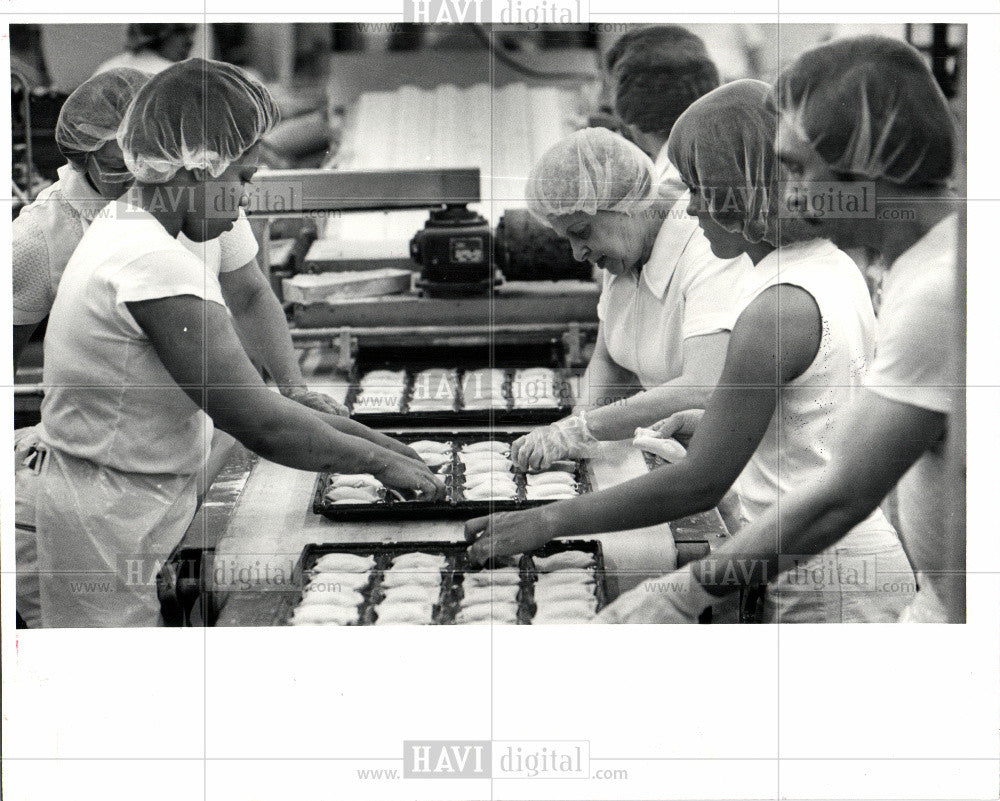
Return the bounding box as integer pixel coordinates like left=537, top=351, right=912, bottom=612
left=596, top=196, right=751, bottom=389
left=12, top=164, right=258, bottom=326
left=864, top=214, right=958, bottom=580
left=39, top=202, right=227, bottom=476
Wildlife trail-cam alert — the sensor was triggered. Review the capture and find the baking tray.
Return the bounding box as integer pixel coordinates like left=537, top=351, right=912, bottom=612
left=312, top=430, right=593, bottom=520
left=281, top=539, right=608, bottom=626
left=343, top=364, right=575, bottom=427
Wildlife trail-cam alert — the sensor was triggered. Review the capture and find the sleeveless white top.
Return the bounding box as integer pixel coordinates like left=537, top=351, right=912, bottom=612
left=733, top=238, right=888, bottom=535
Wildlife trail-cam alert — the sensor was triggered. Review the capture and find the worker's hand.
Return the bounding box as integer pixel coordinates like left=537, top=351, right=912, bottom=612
left=594, top=565, right=715, bottom=624
left=374, top=455, right=447, bottom=502
left=650, top=409, right=704, bottom=448
left=510, top=413, right=598, bottom=472
left=464, top=510, right=555, bottom=564
left=282, top=385, right=349, bottom=417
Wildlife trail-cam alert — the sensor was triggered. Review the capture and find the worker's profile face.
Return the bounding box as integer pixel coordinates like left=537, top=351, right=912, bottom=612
left=774, top=119, right=865, bottom=248
left=86, top=141, right=134, bottom=200
left=684, top=191, right=749, bottom=259
left=550, top=210, right=645, bottom=276
left=187, top=147, right=260, bottom=242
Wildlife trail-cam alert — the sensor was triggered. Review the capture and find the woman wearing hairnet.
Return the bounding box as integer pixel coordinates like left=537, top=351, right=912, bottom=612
left=625, top=37, right=962, bottom=623
left=32, top=59, right=444, bottom=627
left=509, top=127, right=750, bottom=475
left=13, top=66, right=343, bottom=627
left=468, top=80, right=915, bottom=624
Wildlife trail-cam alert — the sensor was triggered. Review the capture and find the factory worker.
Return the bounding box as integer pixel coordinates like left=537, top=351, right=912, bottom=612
left=605, top=24, right=720, bottom=180
left=13, top=68, right=342, bottom=628
left=469, top=80, right=915, bottom=624
left=93, top=24, right=196, bottom=77
left=33, top=59, right=444, bottom=628
left=510, top=127, right=751, bottom=473
left=13, top=67, right=338, bottom=414
left=600, top=37, right=962, bottom=623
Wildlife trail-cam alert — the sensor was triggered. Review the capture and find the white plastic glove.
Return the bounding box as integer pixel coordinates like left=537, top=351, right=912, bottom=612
left=594, top=564, right=716, bottom=624
left=510, top=411, right=599, bottom=471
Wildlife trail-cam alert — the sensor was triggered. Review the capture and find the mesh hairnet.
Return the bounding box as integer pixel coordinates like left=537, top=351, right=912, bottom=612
left=607, top=25, right=720, bottom=137
left=774, top=35, right=956, bottom=188
left=118, top=58, right=279, bottom=184
left=55, top=67, right=149, bottom=184
left=525, top=127, right=657, bottom=222
left=667, top=79, right=777, bottom=245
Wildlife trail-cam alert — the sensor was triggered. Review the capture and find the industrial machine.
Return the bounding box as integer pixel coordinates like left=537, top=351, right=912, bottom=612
left=410, top=203, right=497, bottom=297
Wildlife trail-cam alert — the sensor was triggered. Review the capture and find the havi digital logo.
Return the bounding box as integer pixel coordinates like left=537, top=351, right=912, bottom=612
left=403, top=740, right=491, bottom=778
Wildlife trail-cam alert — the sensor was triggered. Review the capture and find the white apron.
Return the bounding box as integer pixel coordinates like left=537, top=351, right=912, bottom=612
left=35, top=444, right=198, bottom=628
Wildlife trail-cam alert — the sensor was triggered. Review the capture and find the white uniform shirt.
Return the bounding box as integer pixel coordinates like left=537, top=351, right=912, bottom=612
left=39, top=202, right=228, bottom=476
left=13, top=164, right=258, bottom=326
left=92, top=50, right=173, bottom=76
left=864, top=215, right=958, bottom=585
left=596, top=196, right=751, bottom=389
left=733, top=238, right=885, bottom=527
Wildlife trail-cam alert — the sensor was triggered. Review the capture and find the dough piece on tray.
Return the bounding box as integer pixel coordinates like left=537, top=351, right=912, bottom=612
left=409, top=368, right=458, bottom=412
left=463, top=483, right=518, bottom=501
left=381, top=584, right=441, bottom=604
left=533, top=551, right=596, bottom=572
left=455, top=601, right=519, bottom=624
left=463, top=567, right=522, bottom=588
left=306, top=571, right=371, bottom=592
left=409, top=439, right=452, bottom=454
left=374, top=601, right=435, bottom=625
left=461, top=370, right=507, bottom=410
left=390, top=552, right=448, bottom=570
left=459, top=453, right=513, bottom=475
left=462, top=470, right=518, bottom=490
left=312, top=553, right=375, bottom=573
left=461, top=440, right=510, bottom=454
left=290, top=604, right=359, bottom=626
left=461, top=583, right=520, bottom=606
left=354, top=370, right=407, bottom=413
left=299, top=587, right=365, bottom=607
left=330, top=473, right=385, bottom=490
left=324, top=484, right=383, bottom=504
left=531, top=598, right=598, bottom=623
left=534, top=568, right=595, bottom=587
left=525, top=472, right=576, bottom=488
left=511, top=368, right=561, bottom=409
left=524, top=485, right=577, bottom=501
left=531, top=582, right=596, bottom=604
left=380, top=568, right=444, bottom=588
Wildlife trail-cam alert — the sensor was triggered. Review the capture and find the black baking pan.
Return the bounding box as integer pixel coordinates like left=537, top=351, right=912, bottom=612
left=311, top=430, right=592, bottom=521
left=343, top=363, right=576, bottom=427
left=281, top=539, right=609, bottom=625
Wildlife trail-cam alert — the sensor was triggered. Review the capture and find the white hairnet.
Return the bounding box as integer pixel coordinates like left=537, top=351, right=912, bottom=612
left=668, top=79, right=778, bottom=245
left=525, top=127, right=657, bottom=222
left=55, top=67, right=149, bottom=184
left=118, top=58, right=279, bottom=184
left=774, top=36, right=956, bottom=188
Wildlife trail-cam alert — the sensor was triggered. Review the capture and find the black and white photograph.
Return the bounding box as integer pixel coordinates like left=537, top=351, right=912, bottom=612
left=2, top=5, right=996, bottom=801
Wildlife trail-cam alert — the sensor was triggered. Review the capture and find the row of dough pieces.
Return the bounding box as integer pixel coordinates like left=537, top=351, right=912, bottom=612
left=291, top=550, right=597, bottom=625
left=411, top=439, right=579, bottom=501
left=352, top=367, right=561, bottom=413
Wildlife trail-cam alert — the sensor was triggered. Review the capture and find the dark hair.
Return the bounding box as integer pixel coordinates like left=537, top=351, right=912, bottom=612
left=607, top=25, right=720, bottom=138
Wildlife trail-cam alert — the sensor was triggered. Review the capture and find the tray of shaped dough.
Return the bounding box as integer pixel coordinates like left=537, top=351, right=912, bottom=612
left=312, top=431, right=593, bottom=520
left=342, top=365, right=574, bottom=426
left=283, top=539, right=608, bottom=626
